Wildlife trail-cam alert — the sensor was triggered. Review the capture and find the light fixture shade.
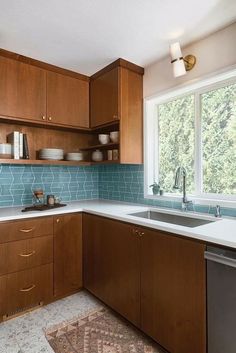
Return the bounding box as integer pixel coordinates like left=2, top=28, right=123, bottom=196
left=170, top=42, right=186, bottom=77
left=172, top=59, right=186, bottom=77
left=170, top=42, right=182, bottom=61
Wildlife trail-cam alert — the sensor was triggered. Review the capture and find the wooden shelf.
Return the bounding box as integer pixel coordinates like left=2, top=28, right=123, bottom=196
left=80, top=142, right=119, bottom=151
left=90, top=160, right=120, bottom=165
left=0, top=159, right=91, bottom=166
left=0, top=159, right=120, bottom=166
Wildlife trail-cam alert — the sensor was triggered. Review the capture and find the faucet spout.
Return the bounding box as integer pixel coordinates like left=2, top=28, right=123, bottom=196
left=173, top=167, right=192, bottom=211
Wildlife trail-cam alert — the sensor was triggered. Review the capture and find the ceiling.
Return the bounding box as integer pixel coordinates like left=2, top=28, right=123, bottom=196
left=0, top=0, right=236, bottom=75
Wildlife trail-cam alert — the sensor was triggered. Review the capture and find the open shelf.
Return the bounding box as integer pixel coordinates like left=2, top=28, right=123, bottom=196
left=0, top=159, right=120, bottom=166
left=90, top=159, right=120, bottom=165
left=0, top=159, right=91, bottom=166
left=80, top=142, right=119, bottom=151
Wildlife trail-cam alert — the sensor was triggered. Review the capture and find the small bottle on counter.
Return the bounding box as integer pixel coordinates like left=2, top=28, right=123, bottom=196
left=47, top=195, right=55, bottom=207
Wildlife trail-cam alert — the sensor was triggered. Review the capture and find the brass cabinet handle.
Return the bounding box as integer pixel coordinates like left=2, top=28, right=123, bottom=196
left=132, top=229, right=144, bottom=237
left=113, top=115, right=118, bottom=119
left=56, top=218, right=60, bottom=223
left=19, top=284, right=36, bottom=292
left=19, top=228, right=34, bottom=233
left=18, top=250, right=36, bottom=257
left=42, top=116, right=46, bottom=120
left=48, top=116, right=52, bottom=121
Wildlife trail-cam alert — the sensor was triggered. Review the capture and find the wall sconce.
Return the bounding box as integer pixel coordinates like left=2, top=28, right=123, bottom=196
left=170, top=42, right=196, bottom=78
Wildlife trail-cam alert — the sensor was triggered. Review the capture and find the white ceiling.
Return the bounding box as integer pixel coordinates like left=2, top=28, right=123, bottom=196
left=0, top=0, right=235, bottom=75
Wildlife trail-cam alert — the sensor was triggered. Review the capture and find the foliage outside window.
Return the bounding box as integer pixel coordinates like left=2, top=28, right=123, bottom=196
left=145, top=73, right=236, bottom=204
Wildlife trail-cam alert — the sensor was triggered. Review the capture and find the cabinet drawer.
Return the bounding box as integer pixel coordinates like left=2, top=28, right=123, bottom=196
left=0, top=217, right=53, bottom=243
left=0, top=235, right=53, bottom=275
left=0, top=263, right=53, bottom=318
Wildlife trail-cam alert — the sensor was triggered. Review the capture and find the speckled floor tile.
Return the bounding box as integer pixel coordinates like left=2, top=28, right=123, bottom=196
left=0, top=290, right=101, bottom=353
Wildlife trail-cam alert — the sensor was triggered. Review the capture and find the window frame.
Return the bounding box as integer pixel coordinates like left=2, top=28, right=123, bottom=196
left=144, top=66, right=236, bottom=207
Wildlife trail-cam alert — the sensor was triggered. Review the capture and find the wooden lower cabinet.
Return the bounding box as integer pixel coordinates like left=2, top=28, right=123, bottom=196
left=83, top=215, right=206, bottom=353
left=0, top=235, right=53, bottom=276
left=140, top=227, right=206, bottom=353
left=83, top=214, right=140, bottom=326
left=0, top=263, right=53, bottom=318
left=53, top=213, right=83, bottom=297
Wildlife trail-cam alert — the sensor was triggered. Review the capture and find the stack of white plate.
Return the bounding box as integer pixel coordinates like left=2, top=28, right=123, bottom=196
left=65, top=152, right=83, bottom=161
left=39, top=148, right=64, bottom=160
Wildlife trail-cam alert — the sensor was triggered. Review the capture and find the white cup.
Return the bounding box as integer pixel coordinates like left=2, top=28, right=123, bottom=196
left=110, top=131, right=119, bottom=143
left=98, top=134, right=110, bottom=145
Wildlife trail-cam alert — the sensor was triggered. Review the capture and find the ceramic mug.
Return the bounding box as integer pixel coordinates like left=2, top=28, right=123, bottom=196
left=110, top=131, right=119, bottom=143
left=98, top=134, right=110, bottom=145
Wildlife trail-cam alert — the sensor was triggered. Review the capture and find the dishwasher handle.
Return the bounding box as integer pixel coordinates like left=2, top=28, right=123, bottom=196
left=205, top=251, right=236, bottom=269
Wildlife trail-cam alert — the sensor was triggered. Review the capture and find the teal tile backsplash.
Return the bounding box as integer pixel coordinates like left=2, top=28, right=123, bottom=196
left=98, top=164, right=236, bottom=218
left=0, top=164, right=99, bottom=207
left=0, top=163, right=235, bottom=217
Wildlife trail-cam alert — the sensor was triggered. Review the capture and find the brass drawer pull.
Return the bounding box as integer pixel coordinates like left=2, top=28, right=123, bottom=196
left=19, top=228, right=34, bottom=233
left=18, top=251, right=36, bottom=257
left=19, top=284, right=36, bottom=292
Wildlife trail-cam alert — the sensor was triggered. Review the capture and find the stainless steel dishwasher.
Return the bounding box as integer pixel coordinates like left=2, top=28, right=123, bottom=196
left=205, top=246, right=236, bottom=353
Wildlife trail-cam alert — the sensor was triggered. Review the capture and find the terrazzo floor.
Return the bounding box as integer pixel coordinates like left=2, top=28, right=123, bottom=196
left=0, top=291, right=101, bottom=353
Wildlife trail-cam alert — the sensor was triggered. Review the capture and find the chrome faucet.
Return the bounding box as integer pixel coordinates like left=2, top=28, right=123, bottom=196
left=215, top=205, right=221, bottom=218
left=173, top=167, right=193, bottom=211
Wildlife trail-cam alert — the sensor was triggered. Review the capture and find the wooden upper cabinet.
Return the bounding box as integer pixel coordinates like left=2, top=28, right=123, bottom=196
left=119, top=67, right=143, bottom=164
left=0, top=56, right=46, bottom=122
left=90, top=60, right=144, bottom=164
left=53, top=213, right=83, bottom=298
left=90, top=67, right=119, bottom=127
left=140, top=228, right=206, bottom=353
left=47, top=71, right=89, bottom=128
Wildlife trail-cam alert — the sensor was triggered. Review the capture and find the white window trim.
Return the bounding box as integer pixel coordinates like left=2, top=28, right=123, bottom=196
left=144, top=65, right=236, bottom=208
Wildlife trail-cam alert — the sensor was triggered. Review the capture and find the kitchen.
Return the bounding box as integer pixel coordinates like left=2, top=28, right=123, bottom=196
left=0, top=1, right=236, bottom=352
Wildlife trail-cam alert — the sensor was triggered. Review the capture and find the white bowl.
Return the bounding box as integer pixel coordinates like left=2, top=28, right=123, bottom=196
left=0, top=143, right=12, bottom=159
left=66, top=152, right=83, bottom=161
left=110, top=131, right=119, bottom=143
left=0, top=143, right=12, bottom=154
left=98, top=134, right=110, bottom=145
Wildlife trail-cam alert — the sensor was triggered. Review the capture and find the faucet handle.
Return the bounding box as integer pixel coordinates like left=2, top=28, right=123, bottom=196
left=215, top=205, right=221, bottom=218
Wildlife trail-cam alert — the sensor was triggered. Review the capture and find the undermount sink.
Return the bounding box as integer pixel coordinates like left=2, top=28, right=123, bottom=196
left=128, top=210, right=217, bottom=228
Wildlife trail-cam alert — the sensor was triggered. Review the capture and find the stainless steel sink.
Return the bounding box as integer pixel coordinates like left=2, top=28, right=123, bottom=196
left=128, top=210, right=216, bottom=228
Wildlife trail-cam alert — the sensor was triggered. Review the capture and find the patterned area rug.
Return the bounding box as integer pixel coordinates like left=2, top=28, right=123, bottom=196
left=45, top=307, right=164, bottom=353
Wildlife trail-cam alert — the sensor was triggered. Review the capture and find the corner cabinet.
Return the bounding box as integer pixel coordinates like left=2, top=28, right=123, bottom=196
left=83, top=213, right=140, bottom=326
left=90, top=67, right=119, bottom=127
left=83, top=214, right=206, bottom=353
left=90, top=59, right=144, bottom=164
left=53, top=213, right=83, bottom=298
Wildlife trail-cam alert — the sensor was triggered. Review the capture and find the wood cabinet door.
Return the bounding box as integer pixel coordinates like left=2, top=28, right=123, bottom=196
left=47, top=71, right=89, bottom=128
left=120, top=67, right=143, bottom=164
left=90, top=67, right=119, bottom=127
left=0, top=263, right=53, bottom=318
left=83, top=214, right=140, bottom=326
left=0, top=56, right=46, bottom=122
left=140, top=228, right=206, bottom=353
left=53, top=213, right=82, bottom=297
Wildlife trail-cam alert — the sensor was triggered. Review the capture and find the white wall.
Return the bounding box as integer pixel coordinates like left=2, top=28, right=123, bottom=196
left=144, top=22, right=236, bottom=98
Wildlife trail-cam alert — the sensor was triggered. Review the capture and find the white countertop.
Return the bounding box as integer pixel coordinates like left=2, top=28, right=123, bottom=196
left=0, top=199, right=236, bottom=249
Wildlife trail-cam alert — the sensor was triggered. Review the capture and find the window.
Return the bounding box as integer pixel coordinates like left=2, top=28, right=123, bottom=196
left=145, top=69, right=236, bottom=205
